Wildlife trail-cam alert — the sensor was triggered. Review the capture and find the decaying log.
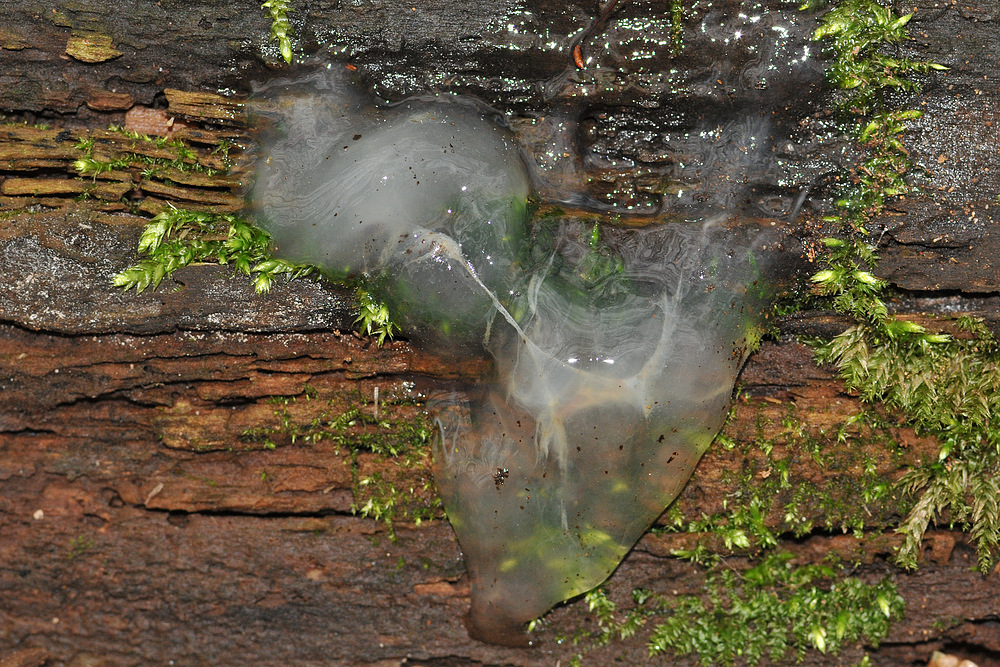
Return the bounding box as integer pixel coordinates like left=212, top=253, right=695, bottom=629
left=1, top=0, right=999, bottom=665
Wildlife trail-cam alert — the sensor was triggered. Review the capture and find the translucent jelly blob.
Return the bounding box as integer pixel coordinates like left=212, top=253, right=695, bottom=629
left=251, top=82, right=530, bottom=350
left=432, top=218, right=770, bottom=645
left=249, top=75, right=774, bottom=647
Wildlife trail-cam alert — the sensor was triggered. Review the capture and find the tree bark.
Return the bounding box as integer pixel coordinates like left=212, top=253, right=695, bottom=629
left=1, top=1, right=999, bottom=665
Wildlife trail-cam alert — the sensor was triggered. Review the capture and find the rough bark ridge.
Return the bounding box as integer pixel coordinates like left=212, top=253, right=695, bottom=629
left=1, top=1, right=999, bottom=665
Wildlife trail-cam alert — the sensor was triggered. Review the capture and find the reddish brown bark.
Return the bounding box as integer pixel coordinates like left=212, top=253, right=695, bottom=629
left=1, top=0, right=999, bottom=664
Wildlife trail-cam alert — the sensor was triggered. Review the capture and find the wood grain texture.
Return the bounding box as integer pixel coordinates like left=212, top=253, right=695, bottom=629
left=1, top=0, right=999, bottom=664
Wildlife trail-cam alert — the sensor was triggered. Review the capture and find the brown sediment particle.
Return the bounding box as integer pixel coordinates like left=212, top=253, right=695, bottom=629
left=86, top=89, right=134, bottom=111
left=125, top=106, right=192, bottom=138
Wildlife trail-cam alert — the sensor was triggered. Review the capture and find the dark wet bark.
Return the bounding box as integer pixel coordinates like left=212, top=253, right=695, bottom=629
left=1, top=1, right=998, bottom=665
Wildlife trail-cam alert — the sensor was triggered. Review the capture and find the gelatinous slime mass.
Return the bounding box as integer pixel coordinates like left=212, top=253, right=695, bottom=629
left=250, top=78, right=772, bottom=647
left=436, top=220, right=769, bottom=646
left=251, top=82, right=530, bottom=352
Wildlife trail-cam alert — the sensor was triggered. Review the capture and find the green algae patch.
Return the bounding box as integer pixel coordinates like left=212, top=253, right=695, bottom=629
left=65, top=33, right=122, bottom=63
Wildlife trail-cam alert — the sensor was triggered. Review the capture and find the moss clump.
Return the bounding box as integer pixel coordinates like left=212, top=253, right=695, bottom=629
left=262, top=0, right=294, bottom=63
left=66, top=534, right=95, bottom=560
left=353, top=289, right=400, bottom=347
left=74, top=125, right=221, bottom=177
left=549, top=552, right=902, bottom=667
left=804, top=1, right=1000, bottom=572
left=646, top=553, right=903, bottom=665
left=818, top=317, right=1000, bottom=571
left=242, top=385, right=438, bottom=537
left=112, top=207, right=315, bottom=294
left=661, top=401, right=917, bottom=564
left=113, top=207, right=401, bottom=345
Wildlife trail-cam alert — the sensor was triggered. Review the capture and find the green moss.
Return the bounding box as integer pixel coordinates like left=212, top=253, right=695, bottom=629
left=262, top=0, right=294, bottom=63
left=663, top=402, right=913, bottom=564
left=669, top=0, right=684, bottom=55
left=354, top=289, right=400, bottom=347
left=242, top=385, right=438, bottom=538
left=646, top=553, right=903, bottom=665
left=66, top=534, right=94, bottom=560
left=113, top=207, right=400, bottom=345
left=74, top=125, right=219, bottom=177
left=111, top=208, right=315, bottom=294
left=802, top=1, right=999, bottom=573
left=550, top=553, right=902, bottom=666
left=818, top=319, right=1000, bottom=571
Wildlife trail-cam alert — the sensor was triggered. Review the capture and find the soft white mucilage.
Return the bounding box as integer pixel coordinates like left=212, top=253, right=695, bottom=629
left=250, top=78, right=771, bottom=647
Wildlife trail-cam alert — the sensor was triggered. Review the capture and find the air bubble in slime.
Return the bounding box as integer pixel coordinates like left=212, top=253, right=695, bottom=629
left=250, top=84, right=772, bottom=647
